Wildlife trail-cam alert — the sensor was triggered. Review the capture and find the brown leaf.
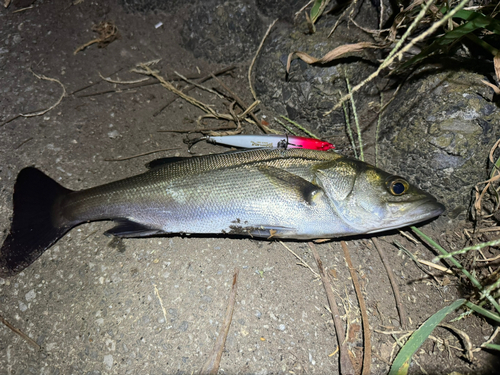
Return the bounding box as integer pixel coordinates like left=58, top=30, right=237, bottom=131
left=494, top=51, right=500, bottom=83
left=480, top=79, right=500, bottom=95
left=287, top=42, right=378, bottom=73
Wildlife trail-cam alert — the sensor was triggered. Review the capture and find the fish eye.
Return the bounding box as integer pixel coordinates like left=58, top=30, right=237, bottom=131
left=387, top=178, right=409, bottom=196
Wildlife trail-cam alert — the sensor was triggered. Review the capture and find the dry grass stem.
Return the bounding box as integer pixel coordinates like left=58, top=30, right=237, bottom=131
left=153, top=284, right=168, bottom=324
left=417, top=259, right=454, bottom=274
left=0, top=314, right=42, bottom=351
left=308, top=242, right=355, bottom=375
left=99, top=72, right=150, bottom=85
left=440, top=323, right=474, bottom=361
left=329, top=0, right=359, bottom=37
left=340, top=241, right=371, bottom=375
left=12, top=5, right=33, bottom=13
left=104, top=147, right=180, bottom=161
left=372, top=238, right=408, bottom=329
left=479, top=326, right=500, bottom=349
left=280, top=241, right=320, bottom=278
left=74, top=21, right=119, bottom=55
left=153, top=65, right=236, bottom=117
left=174, top=71, right=223, bottom=98
left=398, top=229, right=420, bottom=244
left=21, top=69, right=66, bottom=118
left=249, top=19, right=278, bottom=101
left=209, top=73, right=272, bottom=134
left=294, top=0, right=315, bottom=20
left=199, top=269, right=239, bottom=375
left=476, top=253, right=500, bottom=262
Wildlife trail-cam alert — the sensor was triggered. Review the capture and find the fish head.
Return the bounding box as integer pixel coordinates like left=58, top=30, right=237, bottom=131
left=315, top=158, right=445, bottom=235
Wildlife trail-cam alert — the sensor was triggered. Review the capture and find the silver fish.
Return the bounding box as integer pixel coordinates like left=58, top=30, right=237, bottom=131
left=0, top=149, right=444, bottom=277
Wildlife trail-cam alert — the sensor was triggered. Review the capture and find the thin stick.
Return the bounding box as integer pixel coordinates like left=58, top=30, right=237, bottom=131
left=153, top=65, right=236, bottom=117
left=372, top=237, right=408, bottom=329
left=279, top=115, right=319, bottom=139
left=341, top=93, right=358, bottom=159
left=346, top=77, right=363, bottom=161
left=308, top=242, right=355, bottom=375
left=0, top=114, right=21, bottom=128
left=340, top=241, right=371, bottom=375
left=174, top=71, right=223, bottom=98
left=153, top=284, right=168, bottom=324
left=99, top=72, right=150, bottom=84
left=0, top=314, right=42, bottom=351
left=294, top=0, right=315, bottom=20
left=280, top=241, right=320, bottom=278
left=71, top=67, right=124, bottom=95
left=210, top=73, right=270, bottom=134
left=104, top=147, right=179, bottom=161
left=76, top=72, right=212, bottom=98
left=199, top=269, right=239, bottom=375
left=248, top=19, right=278, bottom=101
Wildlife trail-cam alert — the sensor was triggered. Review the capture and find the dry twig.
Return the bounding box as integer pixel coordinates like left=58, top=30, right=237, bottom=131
left=74, top=21, right=119, bottom=55
left=0, top=314, right=42, bottom=351
left=104, top=147, right=180, bottom=161
left=372, top=238, right=408, bottom=329
left=340, top=241, right=371, bottom=375
left=249, top=19, right=278, bottom=101
left=308, top=242, right=355, bottom=375
left=199, top=269, right=239, bottom=375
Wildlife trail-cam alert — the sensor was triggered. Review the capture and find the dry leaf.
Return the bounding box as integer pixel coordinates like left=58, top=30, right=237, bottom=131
left=494, top=51, right=500, bottom=82
left=4, top=0, right=11, bottom=7
left=480, top=79, right=500, bottom=95
left=287, top=42, right=378, bottom=73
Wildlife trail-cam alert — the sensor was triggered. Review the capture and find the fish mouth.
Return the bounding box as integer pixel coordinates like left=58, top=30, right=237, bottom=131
left=367, top=198, right=445, bottom=234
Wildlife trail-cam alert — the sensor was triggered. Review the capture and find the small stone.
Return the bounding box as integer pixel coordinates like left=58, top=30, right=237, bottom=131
left=278, top=324, right=286, bottom=331
left=25, top=289, right=36, bottom=302
left=103, top=354, right=113, bottom=369
left=107, top=130, right=120, bottom=139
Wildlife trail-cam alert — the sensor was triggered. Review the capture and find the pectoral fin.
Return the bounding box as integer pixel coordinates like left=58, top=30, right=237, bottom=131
left=105, top=220, right=164, bottom=238
left=256, top=165, right=322, bottom=205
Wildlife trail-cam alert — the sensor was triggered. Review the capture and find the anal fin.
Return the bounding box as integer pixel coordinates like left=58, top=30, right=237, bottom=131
left=105, top=220, right=164, bottom=238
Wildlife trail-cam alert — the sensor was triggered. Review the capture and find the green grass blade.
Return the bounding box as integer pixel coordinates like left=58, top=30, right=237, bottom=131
left=399, top=6, right=500, bottom=70
left=483, top=343, right=500, bottom=351
left=440, top=8, right=500, bottom=35
left=412, top=226, right=500, bottom=314
left=310, top=0, right=330, bottom=24
left=464, top=301, right=500, bottom=324
left=389, top=299, right=466, bottom=375
left=279, top=115, right=319, bottom=139
left=310, top=0, right=323, bottom=23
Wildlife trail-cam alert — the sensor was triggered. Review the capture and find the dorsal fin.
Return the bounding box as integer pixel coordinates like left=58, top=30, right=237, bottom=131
left=145, top=157, right=191, bottom=169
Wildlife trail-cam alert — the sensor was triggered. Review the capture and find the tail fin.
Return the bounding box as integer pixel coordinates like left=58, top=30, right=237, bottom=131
left=0, top=167, right=75, bottom=278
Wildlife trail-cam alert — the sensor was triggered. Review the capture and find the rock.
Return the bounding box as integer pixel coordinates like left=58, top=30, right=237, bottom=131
left=377, top=70, right=500, bottom=220
left=181, top=0, right=268, bottom=63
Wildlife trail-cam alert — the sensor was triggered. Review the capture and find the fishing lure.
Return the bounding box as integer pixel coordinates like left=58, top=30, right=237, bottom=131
left=191, top=134, right=335, bottom=151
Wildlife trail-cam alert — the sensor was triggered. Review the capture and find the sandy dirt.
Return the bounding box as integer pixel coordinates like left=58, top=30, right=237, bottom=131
left=0, top=1, right=498, bottom=374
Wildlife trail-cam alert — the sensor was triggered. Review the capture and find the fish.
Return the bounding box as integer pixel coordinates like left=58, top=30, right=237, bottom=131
left=0, top=149, right=445, bottom=277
